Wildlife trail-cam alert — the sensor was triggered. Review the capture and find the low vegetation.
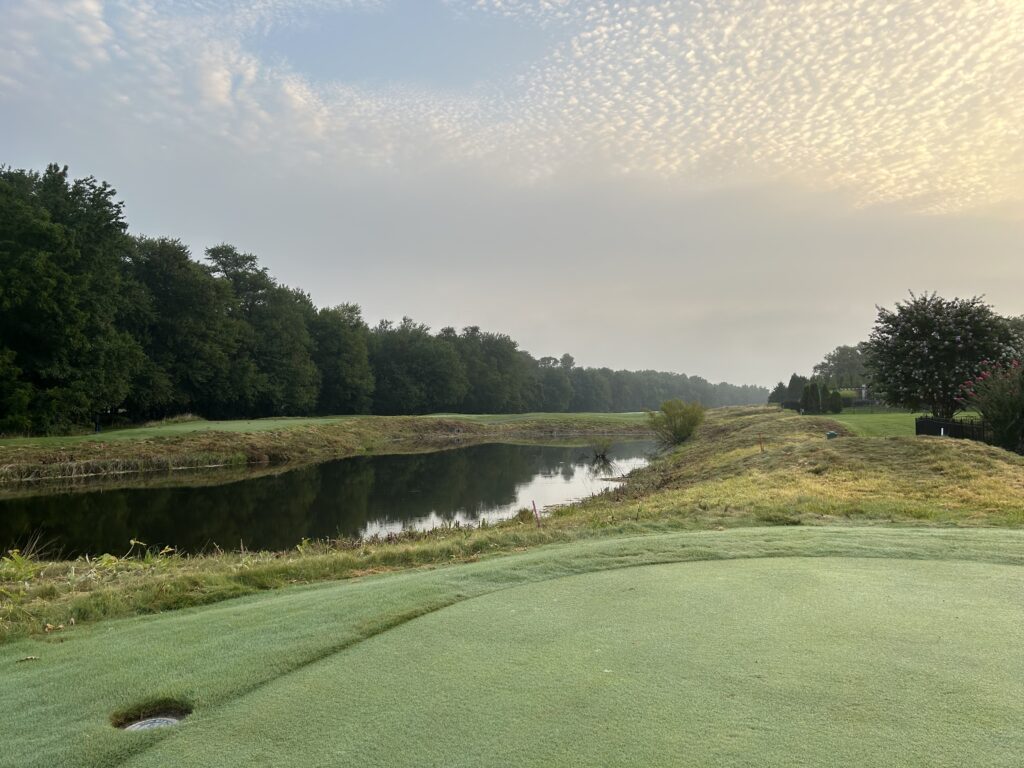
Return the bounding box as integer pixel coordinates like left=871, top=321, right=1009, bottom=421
left=4, top=406, right=1022, bottom=641
left=0, top=412, right=650, bottom=485
left=645, top=399, right=705, bottom=445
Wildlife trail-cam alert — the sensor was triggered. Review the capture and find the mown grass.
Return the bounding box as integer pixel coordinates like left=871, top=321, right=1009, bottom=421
left=828, top=410, right=918, bottom=437
left=3, top=527, right=1024, bottom=768
left=0, top=412, right=650, bottom=485
left=3, top=406, right=1023, bottom=641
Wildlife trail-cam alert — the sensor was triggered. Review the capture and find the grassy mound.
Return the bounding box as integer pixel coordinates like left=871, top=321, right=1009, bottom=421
left=580, top=407, right=1024, bottom=527
left=3, top=407, right=1023, bottom=641
left=2, top=527, right=1023, bottom=767
left=0, top=412, right=650, bottom=484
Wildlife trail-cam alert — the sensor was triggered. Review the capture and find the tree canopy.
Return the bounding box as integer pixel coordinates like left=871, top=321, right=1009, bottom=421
left=864, top=293, right=1019, bottom=419
left=0, top=164, right=769, bottom=434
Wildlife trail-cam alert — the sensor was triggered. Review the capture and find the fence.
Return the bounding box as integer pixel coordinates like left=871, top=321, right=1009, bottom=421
left=915, top=417, right=994, bottom=445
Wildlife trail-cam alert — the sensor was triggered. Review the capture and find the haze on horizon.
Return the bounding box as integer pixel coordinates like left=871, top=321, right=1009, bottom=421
left=2, top=0, right=1021, bottom=387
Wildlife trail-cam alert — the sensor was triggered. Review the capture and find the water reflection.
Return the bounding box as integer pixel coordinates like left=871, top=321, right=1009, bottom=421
left=0, top=441, right=654, bottom=556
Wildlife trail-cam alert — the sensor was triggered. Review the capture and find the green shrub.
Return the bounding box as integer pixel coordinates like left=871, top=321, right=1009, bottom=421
left=646, top=400, right=705, bottom=446
left=828, top=390, right=843, bottom=414
left=962, top=362, right=1024, bottom=453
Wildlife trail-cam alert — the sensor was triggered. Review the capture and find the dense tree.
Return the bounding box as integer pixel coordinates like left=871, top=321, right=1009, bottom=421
left=864, top=293, right=1019, bottom=419
left=0, top=163, right=771, bottom=433
left=800, top=382, right=822, bottom=414
left=208, top=245, right=320, bottom=415
left=568, top=367, right=611, bottom=412
left=535, top=357, right=574, bottom=412
left=0, top=165, right=145, bottom=432
left=767, top=381, right=787, bottom=404
left=310, top=305, right=374, bottom=415
left=369, top=319, right=468, bottom=414
left=126, top=237, right=254, bottom=418
left=785, top=374, right=809, bottom=403
left=827, top=389, right=844, bottom=414
left=960, top=362, right=1024, bottom=454
left=449, top=327, right=531, bottom=413
left=813, top=344, right=868, bottom=388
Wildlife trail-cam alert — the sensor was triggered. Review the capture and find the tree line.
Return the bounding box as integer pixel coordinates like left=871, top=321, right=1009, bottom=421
left=768, top=294, right=1023, bottom=433
left=0, top=164, right=767, bottom=434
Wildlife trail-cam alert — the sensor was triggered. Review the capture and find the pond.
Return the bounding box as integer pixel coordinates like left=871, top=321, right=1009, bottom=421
left=0, top=441, right=656, bottom=557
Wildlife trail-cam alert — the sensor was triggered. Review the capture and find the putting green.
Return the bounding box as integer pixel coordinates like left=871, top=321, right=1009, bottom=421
left=125, top=558, right=1023, bottom=767
left=4, top=528, right=1024, bottom=767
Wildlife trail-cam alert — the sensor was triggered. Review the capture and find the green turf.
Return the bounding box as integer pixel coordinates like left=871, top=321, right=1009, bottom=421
left=0, top=416, right=358, bottom=446
left=826, top=410, right=918, bottom=437
left=0, top=412, right=647, bottom=448
left=3, top=527, right=1023, bottom=768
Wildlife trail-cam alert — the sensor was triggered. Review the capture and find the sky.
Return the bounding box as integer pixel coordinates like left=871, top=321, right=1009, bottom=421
left=1, top=0, right=1022, bottom=387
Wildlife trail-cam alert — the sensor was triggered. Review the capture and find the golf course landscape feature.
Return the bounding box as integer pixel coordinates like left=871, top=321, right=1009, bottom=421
left=3, top=407, right=1024, bottom=767
left=0, top=440, right=654, bottom=555
left=2, top=528, right=1023, bottom=767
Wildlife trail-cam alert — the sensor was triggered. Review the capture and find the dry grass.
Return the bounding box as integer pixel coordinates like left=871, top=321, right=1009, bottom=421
left=3, top=406, right=1023, bottom=641
left=569, top=407, right=1024, bottom=529
left=0, top=413, right=650, bottom=486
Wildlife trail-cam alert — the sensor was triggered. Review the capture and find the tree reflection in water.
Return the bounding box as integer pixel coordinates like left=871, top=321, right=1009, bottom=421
left=1, top=442, right=655, bottom=556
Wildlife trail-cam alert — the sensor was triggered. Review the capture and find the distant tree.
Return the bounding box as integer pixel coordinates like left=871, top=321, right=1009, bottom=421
left=536, top=356, right=574, bottom=412
left=767, top=381, right=787, bottom=404
left=568, top=367, right=611, bottom=412
left=310, top=304, right=374, bottom=415
left=800, top=382, right=822, bottom=414
left=126, top=237, right=255, bottom=419
left=450, top=326, right=530, bottom=413
left=785, top=374, right=809, bottom=403
left=207, top=245, right=320, bottom=415
left=827, top=389, right=843, bottom=414
left=369, top=318, right=468, bottom=414
left=864, top=293, right=1018, bottom=419
left=813, top=344, right=868, bottom=388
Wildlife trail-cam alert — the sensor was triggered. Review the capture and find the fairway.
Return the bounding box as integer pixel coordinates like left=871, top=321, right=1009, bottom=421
left=823, top=410, right=917, bottom=437
left=132, top=558, right=1023, bottom=768
left=4, top=528, right=1023, bottom=768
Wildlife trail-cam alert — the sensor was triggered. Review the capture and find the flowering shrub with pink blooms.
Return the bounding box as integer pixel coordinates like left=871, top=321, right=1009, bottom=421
left=959, top=360, right=1024, bottom=454
left=864, top=293, right=1020, bottom=419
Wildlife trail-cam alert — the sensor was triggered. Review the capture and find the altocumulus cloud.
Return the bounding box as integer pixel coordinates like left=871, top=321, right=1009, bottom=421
left=1, top=0, right=1021, bottom=384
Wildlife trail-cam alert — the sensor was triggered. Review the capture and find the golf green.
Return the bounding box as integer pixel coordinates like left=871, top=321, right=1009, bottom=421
left=4, top=529, right=1024, bottom=767
left=126, top=558, right=1023, bottom=767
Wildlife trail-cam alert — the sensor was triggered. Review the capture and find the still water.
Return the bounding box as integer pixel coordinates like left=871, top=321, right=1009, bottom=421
left=0, top=441, right=655, bottom=556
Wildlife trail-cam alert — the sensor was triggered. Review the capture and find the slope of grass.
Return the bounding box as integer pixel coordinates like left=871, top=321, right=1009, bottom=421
left=2, top=527, right=1023, bottom=768
left=576, top=407, right=1024, bottom=528
left=4, top=407, right=1023, bottom=641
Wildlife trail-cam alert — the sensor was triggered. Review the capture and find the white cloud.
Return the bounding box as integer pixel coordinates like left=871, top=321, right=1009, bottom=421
left=3, top=0, right=1021, bottom=214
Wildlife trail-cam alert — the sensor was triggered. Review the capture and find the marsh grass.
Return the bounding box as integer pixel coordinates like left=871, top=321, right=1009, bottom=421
left=4, top=406, right=1023, bottom=641
left=0, top=413, right=650, bottom=486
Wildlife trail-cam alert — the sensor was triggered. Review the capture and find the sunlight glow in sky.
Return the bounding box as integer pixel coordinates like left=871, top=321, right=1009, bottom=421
left=2, top=0, right=1021, bottom=384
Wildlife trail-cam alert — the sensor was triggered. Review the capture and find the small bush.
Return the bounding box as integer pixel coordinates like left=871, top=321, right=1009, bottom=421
left=961, top=362, right=1024, bottom=453
left=646, top=400, right=705, bottom=446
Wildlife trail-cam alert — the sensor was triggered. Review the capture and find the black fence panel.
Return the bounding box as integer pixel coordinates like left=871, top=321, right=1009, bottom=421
left=915, top=417, right=994, bottom=445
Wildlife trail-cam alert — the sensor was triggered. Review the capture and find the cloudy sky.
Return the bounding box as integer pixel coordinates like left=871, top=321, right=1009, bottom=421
left=2, top=0, right=1022, bottom=386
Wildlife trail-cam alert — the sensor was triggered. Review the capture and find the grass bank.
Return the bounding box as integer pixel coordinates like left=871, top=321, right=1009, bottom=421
left=0, top=412, right=649, bottom=486
left=3, top=527, right=1024, bottom=767
left=3, top=406, right=1023, bottom=641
